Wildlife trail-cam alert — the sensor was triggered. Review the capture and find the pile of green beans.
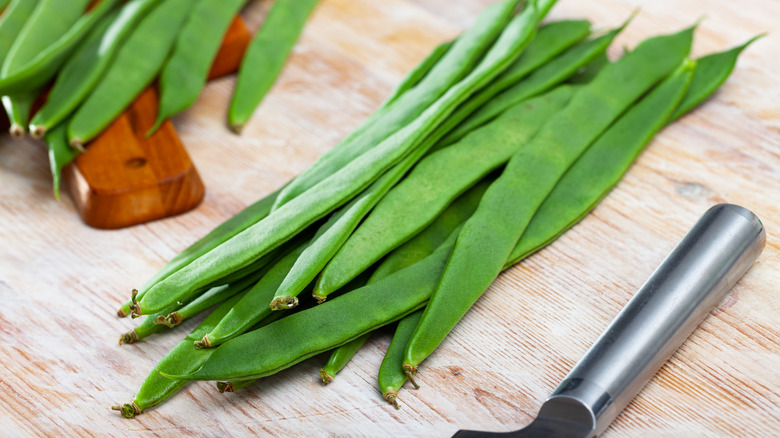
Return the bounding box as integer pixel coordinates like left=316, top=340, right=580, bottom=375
left=0, top=0, right=320, bottom=195
left=112, top=0, right=758, bottom=418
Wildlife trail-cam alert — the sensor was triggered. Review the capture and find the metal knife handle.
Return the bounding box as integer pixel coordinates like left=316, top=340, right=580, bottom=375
left=549, top=204, right=765, bottom=437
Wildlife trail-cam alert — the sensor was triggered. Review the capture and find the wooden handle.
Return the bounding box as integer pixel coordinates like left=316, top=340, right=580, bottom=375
left=63, top=16, right=252, bottom=229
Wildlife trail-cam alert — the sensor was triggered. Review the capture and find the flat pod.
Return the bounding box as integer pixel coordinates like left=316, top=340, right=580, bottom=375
left=402, top=25, right=695, bottom=377
left=135, top=0, right=546, bottom=316
left=313, top=86, right=575, bottom=297
left=228, top=0, right=319, bottom=132
left=165, top=239, right=457, bottom=382
left=271, top=0, right=525, bottom=209
left=67, top=0, right=196, bottom=147
left=30, top=0, right=160, bottom=138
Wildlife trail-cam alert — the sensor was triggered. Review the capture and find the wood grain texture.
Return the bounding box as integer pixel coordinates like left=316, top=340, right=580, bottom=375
left=0, top=0, right=778, bottom=436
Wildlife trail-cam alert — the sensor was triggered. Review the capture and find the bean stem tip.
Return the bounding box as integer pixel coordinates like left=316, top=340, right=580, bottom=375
left=319, top=369, right=333, bottom=385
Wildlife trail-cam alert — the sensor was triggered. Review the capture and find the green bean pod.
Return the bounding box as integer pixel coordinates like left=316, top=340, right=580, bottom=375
left=0, top=0, right=10, bottom=11
left=568, top=51, right=610, bottom=85
left=115, top=297, right=291, bottom=417
left=505, top=40, right=757, bottom=267
left=122, top=268, right=268, bottom=345
left=0, top=0, right=119, bottom=96
left=1, top=0, right=90, bottom=78
left=274, top=118, right=448, bottom=308
left=0, top=0, right=40, bottom=65
left=228, top=0, right=319, bottom=132
left=313, top=86, right=574, bottom=297
left=670, top=35, right=763, bottom=121
left=378, top=309, right=424, bottom=409
left=2, top=92, right=33, bottom=138
left=161, top=235, right=458, bottom=383
left=196, top=235, right=313, bottom=348
left=319, top=333, right=370, bottom=385
left=134, top=0, right=546, bottom=316
left=29, top=0, right=160, bottom=139
left=278, top=18, right=587, bottom=306
left=150, top=0, right=249, bottom=135
left=439, top=22, right=625, bottom=147
left=308, top=20, right=614, bottom=295
left=402, top=27, right=695, bottom=380
left=68, top=0, right=195, bottom=148
left=118, top=186, right=285, bottom=317
left=43, top=122, right=79, bottom=199
left=381, top=40, right=454, bottom=110
left=271, top=0, right=525, bottom=210
left=113, top=290, right=247, bottom=418
left=368, top=179, right=491, bottom=284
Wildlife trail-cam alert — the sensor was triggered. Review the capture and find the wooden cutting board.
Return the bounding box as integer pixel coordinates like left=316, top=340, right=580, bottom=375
left=0, top=0, right=778, bottom=436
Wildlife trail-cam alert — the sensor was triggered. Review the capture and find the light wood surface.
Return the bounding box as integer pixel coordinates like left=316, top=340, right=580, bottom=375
left=0, top=0, right=778, bottom=436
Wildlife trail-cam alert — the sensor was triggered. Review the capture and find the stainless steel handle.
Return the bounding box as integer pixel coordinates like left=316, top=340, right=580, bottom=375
left=549, top=203, right=766, bottom=437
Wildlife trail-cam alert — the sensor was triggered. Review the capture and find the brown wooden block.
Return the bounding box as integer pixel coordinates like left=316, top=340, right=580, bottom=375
left=63, top=87, right=205, bottom=229
left=62, top=15, right=251, bottom=229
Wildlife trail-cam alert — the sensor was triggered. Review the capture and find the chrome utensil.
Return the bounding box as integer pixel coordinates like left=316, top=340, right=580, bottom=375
left=454, top=204, right=766, bottom=438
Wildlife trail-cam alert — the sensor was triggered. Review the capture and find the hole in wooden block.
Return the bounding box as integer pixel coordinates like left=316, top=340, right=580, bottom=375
left=125, top=157, right=147, bottom=169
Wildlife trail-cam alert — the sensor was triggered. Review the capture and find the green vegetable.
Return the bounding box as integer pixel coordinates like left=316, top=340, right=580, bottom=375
left=505, top=40, right=758, bottom=267
left=314, top=86, right=574, bottom=297
left=132, top=0, right=547, bottom=316
left=402, top=27, right=695, bottom=382
left=319, top=334, right=370, bottom=385
left=270, top=0, right=526, bottom=210
left=378, top=309, right=424, bottom=409
left=150, top=0, right=249, bottom=135
left=195, top=235, right=312, bottom=348
left=161, top=236, right=457, bottom=382
left=228, top=0, right=320, bottom=133
left=0, top=0, right=118, bottom=95
left=67, top=0, right=195, bottom=148
left=43, top=122, right=79, bottom=199
left=30, top=0, right=160, bottom=139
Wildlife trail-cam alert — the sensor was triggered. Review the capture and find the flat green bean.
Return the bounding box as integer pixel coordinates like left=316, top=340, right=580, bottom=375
left=118, top=186, right=285, bottom=317
left=505, top=41, right=753, bottom=267
left=113, top=290, right=248, bottom=418
left=271, top=0, right=524, bottom=210
left=196, top=235, right=313, bottom=348
left=150, top=0, right=249, bottom=135
left=309, top=22, right=617, bottom=295
left=440, top=23, right=625, bottom=147
left=670, top=36, right=762, bottom=121
left=134, top=0, right=546, bottom=316
left=0, top=1, right=10, bottom=11
left=1, top=0, right=90, bottom=78
left=68, top=0, right=195, bottom=148
left=162, top=235, right=457, bottom=382
left=368, top=178, right=491, bottom=284
left=378, top=309, right=424, bottom=409
left=319, top=333, right=370, bottom=385
left=43, top=122, right=79, bottom=199
left=30, top=0, right=160, bottom=139
left=275, top=19, right=586, bottom=306
left=228, top=0, right=319, bottom=133
left=0, top=0, right=40, bottom=65
left=2, top=92, right=33, bottom=138
left=402, top=27, right=695, bottom=380
left=0, top=0, right=118, bottom=95
left=314, top=86, right=574, bottom=297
